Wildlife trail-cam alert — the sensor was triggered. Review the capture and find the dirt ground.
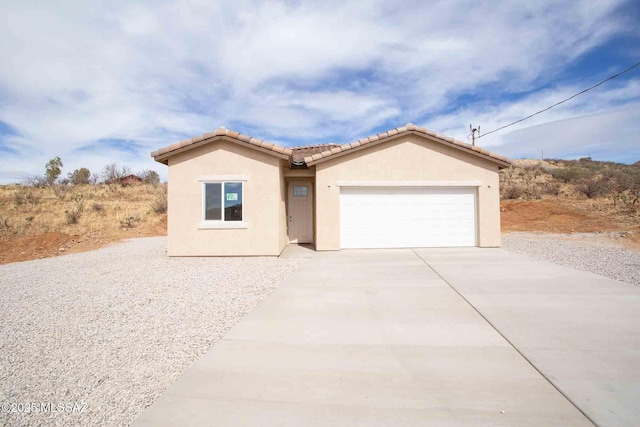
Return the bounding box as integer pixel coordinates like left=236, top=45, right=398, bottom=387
left=0, top=217, right=166, bottom=264
left=501, top=196, right=640, bottom=249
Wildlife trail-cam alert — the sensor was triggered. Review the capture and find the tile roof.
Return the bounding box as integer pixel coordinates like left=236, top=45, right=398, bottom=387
left=291, top=144, right=342, bottom=165
left=151, top=126, right=293, bottom=164
left=303, top=123, right=511, bottom=167
left=152, top=124, right=511, bottom=167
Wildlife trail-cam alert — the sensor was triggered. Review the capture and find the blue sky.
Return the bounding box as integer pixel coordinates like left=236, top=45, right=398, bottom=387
left=0, top=0, right=639, bottom=184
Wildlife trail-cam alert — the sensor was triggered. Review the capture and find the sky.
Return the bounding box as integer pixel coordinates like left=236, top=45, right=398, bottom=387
left=0, top=0, right=639, bottom=184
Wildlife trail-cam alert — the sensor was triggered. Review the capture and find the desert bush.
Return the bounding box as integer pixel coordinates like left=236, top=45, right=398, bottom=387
left=91, top=202, right=104, bottom=212
left=139, top=170, right=160, bottom=185
left=550, top=166, right=587, bottom=183
left=51, top=184, right=72, bottom=200
left=13, top=187, right=40, bottom=206
left=522, top=186, right=542, bottom=200
left=501, top=185, right=525, bottom=200
left=0, top=217, right=11, bottom=232
left=68, top=168, right=91, bottom=185
left=523, top=164, right=544, bottom=178
left=150, top=190, right=167, bottom=214
left=22, top=175, right=47, bottom=188
left=64, top=194, right=86, bottom=225
left=120, top=215, right=141, bottom=228
left=499, top=166, right=519, bottom=185
left=541, top=182, right=561, bottom=196
left=574, top=177, right=610, bottom=199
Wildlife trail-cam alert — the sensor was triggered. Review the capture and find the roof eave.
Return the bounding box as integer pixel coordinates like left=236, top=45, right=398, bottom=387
left=151, top=135, right=291, bottom=165
left=304, top=130, right=512, bottom=168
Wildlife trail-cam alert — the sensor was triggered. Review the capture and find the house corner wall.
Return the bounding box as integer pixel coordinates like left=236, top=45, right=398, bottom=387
left=476, top=169, right=501, bottom=247
left=166, top=141, right=284, bottom=256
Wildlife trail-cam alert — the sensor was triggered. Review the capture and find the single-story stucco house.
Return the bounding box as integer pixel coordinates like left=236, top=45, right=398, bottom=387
left=151, top=123, right=511, bottom=256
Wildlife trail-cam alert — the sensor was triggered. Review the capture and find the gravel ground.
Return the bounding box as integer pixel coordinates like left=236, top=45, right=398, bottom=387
left=0, top=237, right=306, bottom=427
left=502, top=232, right=640, bottom=286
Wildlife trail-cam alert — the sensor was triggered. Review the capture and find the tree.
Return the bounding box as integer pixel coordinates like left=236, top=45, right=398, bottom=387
left=101, top=163, right=131, bottom=183
left=101, top=163, right=131, bottom=190
left=45, top=157, right=63, bottom=185
left=68, top=168, right=91, bottom=185
left=139, top=169, right=160, bottom=184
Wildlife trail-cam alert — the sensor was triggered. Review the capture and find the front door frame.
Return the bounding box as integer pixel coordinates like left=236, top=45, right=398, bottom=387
left=286, top=180, right=314, bottom=245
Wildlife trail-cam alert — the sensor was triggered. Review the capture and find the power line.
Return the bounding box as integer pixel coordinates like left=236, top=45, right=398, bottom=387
left=476, top=61, right=640, bottom=139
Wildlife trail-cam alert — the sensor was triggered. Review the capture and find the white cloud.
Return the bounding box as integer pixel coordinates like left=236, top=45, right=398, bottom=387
left=0, top=0, right=637, bottom=183
left=490, top=107, right=640, bottom=163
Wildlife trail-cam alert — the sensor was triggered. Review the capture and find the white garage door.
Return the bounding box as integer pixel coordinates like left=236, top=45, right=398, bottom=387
left=340, top=187, right=476, bottom=248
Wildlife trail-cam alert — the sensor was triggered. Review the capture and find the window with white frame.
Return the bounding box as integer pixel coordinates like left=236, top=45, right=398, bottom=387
left=203, top=182, right=243, bottom=221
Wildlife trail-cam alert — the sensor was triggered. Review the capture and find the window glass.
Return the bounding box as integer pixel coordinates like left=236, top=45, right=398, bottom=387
left=204, top=183, right=222, bottom=220
left=224, top=182, right=243, bottom=221
left=293, top=185, right=308, bottom=197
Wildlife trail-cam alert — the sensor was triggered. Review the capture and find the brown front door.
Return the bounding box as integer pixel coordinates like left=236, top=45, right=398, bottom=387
left=288, top=182, right=313, bottom=244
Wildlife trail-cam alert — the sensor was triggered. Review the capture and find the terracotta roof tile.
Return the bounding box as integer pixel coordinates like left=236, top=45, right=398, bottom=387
left=152, top=124, right=511, bottom=168
left=151, top=127, right=293, bottom=163
left=260, top=141, right=274, bottom=150
left=301, top=124, right=511, bottom=167
left=292, top=144, right=340, bottom=163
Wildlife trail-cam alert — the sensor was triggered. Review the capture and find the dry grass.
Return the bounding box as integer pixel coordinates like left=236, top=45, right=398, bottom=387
left=0, top=183, right=167, bottom=263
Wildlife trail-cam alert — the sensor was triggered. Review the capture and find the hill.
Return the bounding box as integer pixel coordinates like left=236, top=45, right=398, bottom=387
left=500, top=157, right=640, bottom=247
left=0, top=183, right=166, bottom=263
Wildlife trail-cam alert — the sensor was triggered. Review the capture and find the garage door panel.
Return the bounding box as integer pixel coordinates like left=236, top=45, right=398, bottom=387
left=340, top=187, right=476, bottom=248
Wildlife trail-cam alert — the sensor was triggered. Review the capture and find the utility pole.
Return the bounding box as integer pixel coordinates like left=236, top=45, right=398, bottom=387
left=469, top=125, right=480, bottom=146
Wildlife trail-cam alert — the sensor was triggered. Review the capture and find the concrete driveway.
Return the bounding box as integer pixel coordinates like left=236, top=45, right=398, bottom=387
left=134, top=248, right=640, bottom=427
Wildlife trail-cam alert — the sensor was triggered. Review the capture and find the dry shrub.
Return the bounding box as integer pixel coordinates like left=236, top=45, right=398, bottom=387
left=551, top=166, right=587, bottom=183
left=64, top=194, right=86, bottom=225
left=501, top=185, right=525, bottom=200
left=120, top=215, right=141, bottom=229
left=574, top=177, right=611, bottom=199
left=51, top=184, right=72, bottom=200
left=541, top=182, right=561, bottom=196
left=150, top=190, right=167, bottom=214
left=14, top=187, right=41, bottom=206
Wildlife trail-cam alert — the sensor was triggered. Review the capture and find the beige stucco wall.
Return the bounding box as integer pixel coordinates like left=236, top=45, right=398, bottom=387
left=315, top=135, right=502, bottom=250
left=167, top=141, right=286, bottom=256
